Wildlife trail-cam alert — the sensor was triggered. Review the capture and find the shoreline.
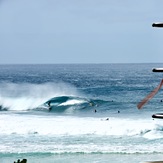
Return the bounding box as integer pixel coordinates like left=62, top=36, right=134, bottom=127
left=1, top=153, right=163, bottom=163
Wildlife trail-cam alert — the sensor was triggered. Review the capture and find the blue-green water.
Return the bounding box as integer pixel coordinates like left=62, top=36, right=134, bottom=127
left=0, top=63, right=163, bottom=163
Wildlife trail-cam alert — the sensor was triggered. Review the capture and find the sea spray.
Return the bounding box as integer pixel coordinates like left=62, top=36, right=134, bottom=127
left=0, top=82, right=81, bottom=111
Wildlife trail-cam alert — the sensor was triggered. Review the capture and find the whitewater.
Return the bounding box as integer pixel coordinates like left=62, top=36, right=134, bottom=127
left=1, top=64, right=163, bottom=163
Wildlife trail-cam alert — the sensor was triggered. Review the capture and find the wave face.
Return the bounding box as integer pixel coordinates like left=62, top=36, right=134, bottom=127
left=43, top=96, right=91, bottom=112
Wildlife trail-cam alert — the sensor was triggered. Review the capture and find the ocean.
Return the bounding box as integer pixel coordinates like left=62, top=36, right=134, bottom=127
left=0, top=63, right=163, bottom=163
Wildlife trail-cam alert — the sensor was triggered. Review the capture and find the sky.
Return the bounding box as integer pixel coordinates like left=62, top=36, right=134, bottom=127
left=0, top=0, right=163, bottom=64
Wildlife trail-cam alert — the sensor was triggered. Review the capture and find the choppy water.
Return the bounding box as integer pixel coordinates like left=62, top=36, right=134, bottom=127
left=1, top=63, right=163, bottom=163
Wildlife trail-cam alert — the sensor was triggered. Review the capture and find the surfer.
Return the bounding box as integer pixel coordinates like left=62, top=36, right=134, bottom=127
left=100, top=118, right=109, bottom=121
left=48, top=101, right=52, bottom=111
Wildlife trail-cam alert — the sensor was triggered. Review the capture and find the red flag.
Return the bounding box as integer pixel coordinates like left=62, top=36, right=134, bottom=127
left=137, top=79, right=163, bottom=109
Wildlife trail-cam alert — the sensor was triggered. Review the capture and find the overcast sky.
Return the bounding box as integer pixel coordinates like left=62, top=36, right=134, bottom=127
left=0, top=0, right=163, bottom=64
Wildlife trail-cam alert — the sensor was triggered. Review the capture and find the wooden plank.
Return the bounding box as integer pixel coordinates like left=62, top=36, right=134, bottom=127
left=152, top=22, right=163, bottom=27
left=152, top=68, right=163, bottom=72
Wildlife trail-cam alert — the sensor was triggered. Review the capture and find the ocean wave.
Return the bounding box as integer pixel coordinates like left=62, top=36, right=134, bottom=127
left=0, top=82, right=110, bottom=113
left=0, top=82, right=80, bottom=111
left=0, top=144, right=163, bottom=155
left=39, top=96, right=105, bottom=113
left=0, top=95, right=110, bottom=114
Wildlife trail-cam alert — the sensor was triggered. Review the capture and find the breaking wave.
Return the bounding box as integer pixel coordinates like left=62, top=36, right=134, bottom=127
left=0, top=82, right=108, bottom=113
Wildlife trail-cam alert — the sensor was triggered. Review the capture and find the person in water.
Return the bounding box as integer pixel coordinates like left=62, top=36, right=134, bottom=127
left=48, top=101, right=52, bottom=111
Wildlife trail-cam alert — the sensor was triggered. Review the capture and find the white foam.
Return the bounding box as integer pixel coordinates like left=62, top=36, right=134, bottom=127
left=0, top=113, right=159, bottom=138
left=0, top=114, right=163, bottom=154
left=0, top=82, right=80, bottom=110
left=59, top=99, right=86, bottom=106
